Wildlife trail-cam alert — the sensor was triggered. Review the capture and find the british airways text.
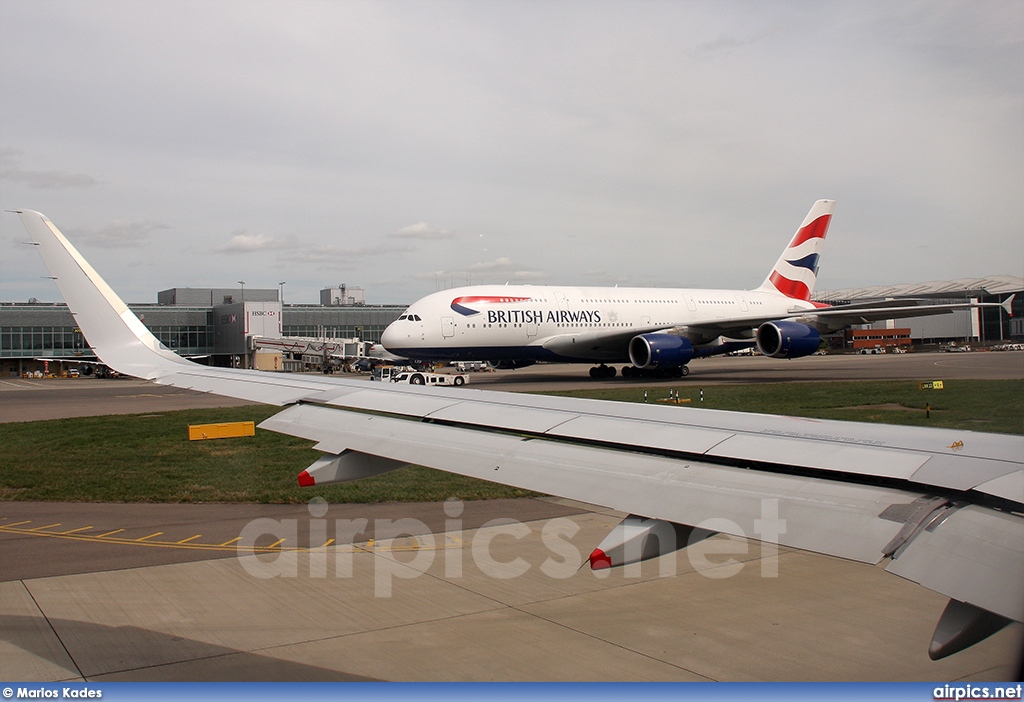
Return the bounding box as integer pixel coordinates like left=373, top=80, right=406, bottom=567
left=486, top=309, right=602, bottom=325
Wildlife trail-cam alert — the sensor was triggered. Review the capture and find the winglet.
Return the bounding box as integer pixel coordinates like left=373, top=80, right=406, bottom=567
left=757, top=200, right=835, bottom=300
left=1001, top=294, right=1015, bottom=318
left=14, top=209, right=188, bottom=379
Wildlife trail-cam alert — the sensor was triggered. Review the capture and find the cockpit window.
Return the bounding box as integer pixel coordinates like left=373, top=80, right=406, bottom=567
left=398, top=315, right=408, bottom=320
left=412, top=314, right=422, bottom=321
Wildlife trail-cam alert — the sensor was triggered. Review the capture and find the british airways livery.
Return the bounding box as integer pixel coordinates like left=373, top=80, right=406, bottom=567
left=381, top=201, right=1010, bottom=378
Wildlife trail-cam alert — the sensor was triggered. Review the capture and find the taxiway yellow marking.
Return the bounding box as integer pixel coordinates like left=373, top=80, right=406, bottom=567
left=60, top=526, right=94, bottom=534
left=0, top=523, right=298, bottom=553
left=1, top=523, right=467, bottom=555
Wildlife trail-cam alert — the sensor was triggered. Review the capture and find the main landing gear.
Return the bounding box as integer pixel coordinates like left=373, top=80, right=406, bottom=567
left=589, top=364, right=691, bottom=379
left=619, top=365, right=689, bottom=379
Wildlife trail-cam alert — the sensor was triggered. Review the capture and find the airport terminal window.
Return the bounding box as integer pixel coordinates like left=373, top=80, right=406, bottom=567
left=1, top=326, right=83, bottom=356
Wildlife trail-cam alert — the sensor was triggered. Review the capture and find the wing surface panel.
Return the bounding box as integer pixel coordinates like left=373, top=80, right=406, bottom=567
left=259, top=403, right=922, bottom=565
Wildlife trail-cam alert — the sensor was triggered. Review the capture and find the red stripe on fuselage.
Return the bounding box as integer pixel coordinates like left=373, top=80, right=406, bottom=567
left=788, top=214, right=832, bottom=248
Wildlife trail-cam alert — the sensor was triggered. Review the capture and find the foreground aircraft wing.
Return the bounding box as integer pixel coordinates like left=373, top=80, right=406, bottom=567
left=17, top=209, right=1024, bottom=660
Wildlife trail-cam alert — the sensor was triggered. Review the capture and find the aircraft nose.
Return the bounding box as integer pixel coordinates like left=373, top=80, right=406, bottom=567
left=380, top=322, right=399, bottom=350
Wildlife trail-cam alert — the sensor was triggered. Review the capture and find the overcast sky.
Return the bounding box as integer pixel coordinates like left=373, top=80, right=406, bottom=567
left=1, top=0, right=1021, bottom=305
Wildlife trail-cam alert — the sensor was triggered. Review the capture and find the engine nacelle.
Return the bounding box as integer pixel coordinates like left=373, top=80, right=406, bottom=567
left=628, top=334, right=694, bottom=369
left=756, top=321, right=821, bottom=358
left=486, top=359, right=536, bottom=370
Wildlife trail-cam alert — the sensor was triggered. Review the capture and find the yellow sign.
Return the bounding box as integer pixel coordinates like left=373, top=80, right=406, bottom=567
left=188, top=421, right=256, bottom=441
left=919, top=381, right=944, bottom=390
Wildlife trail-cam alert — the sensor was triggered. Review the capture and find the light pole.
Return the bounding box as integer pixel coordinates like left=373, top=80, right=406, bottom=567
left=279, top=281, right=286, bottom=305
left=238, top=280, right=245, bottom=303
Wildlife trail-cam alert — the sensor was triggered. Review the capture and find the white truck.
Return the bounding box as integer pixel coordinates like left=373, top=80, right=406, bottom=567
left=391, top=370, right=469, bottom=387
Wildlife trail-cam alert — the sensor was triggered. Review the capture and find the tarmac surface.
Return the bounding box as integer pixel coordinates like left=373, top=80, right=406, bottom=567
left=1, top=352, right=1022, bottom=681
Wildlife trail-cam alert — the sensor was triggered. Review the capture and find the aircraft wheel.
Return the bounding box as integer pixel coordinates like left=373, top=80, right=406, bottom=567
left=681, top=365, right=690, bottom=377
left=589, top=367, right=599, bottom=379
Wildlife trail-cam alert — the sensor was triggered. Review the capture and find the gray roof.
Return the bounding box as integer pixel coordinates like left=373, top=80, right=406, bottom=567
left=815, top=275, right=1023, bottom=302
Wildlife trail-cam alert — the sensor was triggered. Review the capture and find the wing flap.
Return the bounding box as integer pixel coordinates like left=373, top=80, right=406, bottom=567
left=259, top=403, right=920, bottom=565
left=886, top=506, right=1024, bottom=622
left=706, top=434, right=930, bottom=479
left=551, top=415, right=734, bottom=455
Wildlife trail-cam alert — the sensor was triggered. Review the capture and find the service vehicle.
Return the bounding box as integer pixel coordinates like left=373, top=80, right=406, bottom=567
left=391, top=371, right=468, bottom=386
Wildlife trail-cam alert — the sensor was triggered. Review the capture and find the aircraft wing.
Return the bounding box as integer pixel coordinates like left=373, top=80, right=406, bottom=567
left=679, top=298, right=1013, bottom=340
left=16, top=209, right=1024, bottom=660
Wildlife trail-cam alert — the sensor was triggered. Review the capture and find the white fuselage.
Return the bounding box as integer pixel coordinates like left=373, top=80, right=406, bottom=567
left=380, top=284, right=811, bottom=364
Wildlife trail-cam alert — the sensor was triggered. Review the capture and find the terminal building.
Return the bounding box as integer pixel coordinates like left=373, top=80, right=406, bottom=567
left=2, top=276, right=1021, bottom=376
left=1, top=285, right=406, bottom=377
left=814, top=276, right=1023, bottom=351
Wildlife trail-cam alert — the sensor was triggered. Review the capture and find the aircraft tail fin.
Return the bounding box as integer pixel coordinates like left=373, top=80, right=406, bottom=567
left=757, top=199, right=835, bottom=301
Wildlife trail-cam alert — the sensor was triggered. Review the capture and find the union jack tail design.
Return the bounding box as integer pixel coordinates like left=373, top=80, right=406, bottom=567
left=757, top=199, right=835, bottom=301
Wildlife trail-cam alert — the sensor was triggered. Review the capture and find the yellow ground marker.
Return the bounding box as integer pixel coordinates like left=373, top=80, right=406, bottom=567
left=219, top=536, right=242, bottom=547
left=136, top=532, right=164, bottom=541
left=188, top=421, right=256, bottom=441
left=96, top=529, right=125, bottom=538
left=29, top=523, right=61, bottom=531
left=176, top=535, right=203, bottom=544
left=60, top=526, right=93, bottom=534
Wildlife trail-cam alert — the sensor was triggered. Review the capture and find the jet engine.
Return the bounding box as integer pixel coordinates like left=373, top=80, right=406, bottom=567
left=756, top=321, right=820, bottom=358
left=485, top=359, right=536, bottom=370
left=628, top=334, right=694, bottom=369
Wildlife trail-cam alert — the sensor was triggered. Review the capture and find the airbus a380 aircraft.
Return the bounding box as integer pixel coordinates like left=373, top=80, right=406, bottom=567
left=381, top=200, right=1013, bottom=377
left=13, top=209, right=1023, bottom=662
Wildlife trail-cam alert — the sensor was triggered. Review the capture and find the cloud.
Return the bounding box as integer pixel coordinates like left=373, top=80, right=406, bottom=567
left=468, top=257, right=517, bottom=272
left=692, top=28, right=778, bottom=58
left=390, top=222, right=456, bottom=240
left=0, top=148, right=99, bottom=189
left=583, top=269, right=631, bottom=285
left=69, top=220, right=168, bottom=248
left=214, top=231, right=295, bottom=253
left=282, top=242, right=413, bottom=266
left=417, top=257, right=547, bottom=283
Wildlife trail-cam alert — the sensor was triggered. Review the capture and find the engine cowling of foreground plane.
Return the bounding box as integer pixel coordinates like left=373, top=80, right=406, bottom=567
left=486, top=359, right=536, bottom=370
left=756, top=321, right=821, bottom=359
left=628, top=334, right=694, bottom=370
